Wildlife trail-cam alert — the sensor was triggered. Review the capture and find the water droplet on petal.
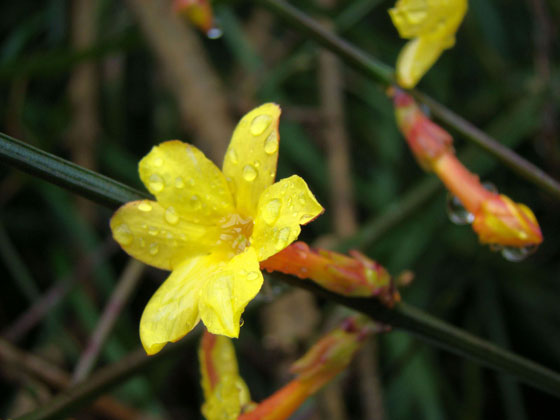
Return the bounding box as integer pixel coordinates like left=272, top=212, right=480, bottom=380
left=299, top=214, right=314, bottom=224
left=153, top=157, right=163, bottom=167
left=275, top=227, right=291, bottom=250
left=165, top=206, right=179, bottom=225
left=148, top=226, right=159, bottom=236
left=114, top=224, right=133, bottom=245
left=138, top=201, right=152, bottom=212
left=139, top=238, right=146, bottom=248
left=405, top=10, right=427, bottom=24
left=247, top=271, right=260, bottom=282
left=264, top=131, right=279, bottom=155
left=190, top=195, right=202, bottom=210
left=446, top=194, right=474, bottom=225
left=175, top=177, right=185, bottom=189
left=228, top=149, right=239, bottom=164
left=207, top=25, right=223, bottom=39
left=250, top=115, right=272, bottom=136
left=149, top=243, right=159, bottom=255
left=243, top=165, right=258, bottom=182
left=262, top=199, right=281, bottom=225
left=148, top=174, right=164, bottom=192
left=501, top=245, right=537, bottom=262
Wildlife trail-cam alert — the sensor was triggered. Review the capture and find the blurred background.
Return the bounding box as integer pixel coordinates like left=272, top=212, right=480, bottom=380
left=0, top=0, right=559, bottom=418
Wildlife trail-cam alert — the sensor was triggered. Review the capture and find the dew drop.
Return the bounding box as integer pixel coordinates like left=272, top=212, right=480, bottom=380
left=275, top=227, right=291, bottom=250
left=250, top=115, right=272, bottom=136
left=446, top=194, right=474, bottom=225
left=149, top=243, right=159, bottom=256
left=148, top=174, right=164, bottom=192
left=262, top=199, right=281, bottom=225
left=153, top=157, right=163, bottom=167
left=148, top=226, right=159, bottom=236
left=242, top=165, right=258, bottom=182
left=247, top=271, right=260, bottom=282
left=228, top=149, right=239, bottom=164
left=187, top=178, right=196, bottom=187
left=239, top=318, right=245, bottom=327
left=114, top=224, right=133, bottom=245
left=482, top=181, right=498, bottom=193
left=190, top=195, right=202, bottom=210
left=165, top=206, right=179, bottom=225
left=405, top=10, right=427, bottom=24
left=139, top=238, right=146, bottom=248
left=138, top=201, right=152, bottom=212
left=175, top=177, right=185, bottom=189
left=207, top=25, right=223, bottom=39
left=299, top=214, right=314, bottom=224
left=264, top=132, right=278, bottom=155
left=501, top=245, right=537, bottom=262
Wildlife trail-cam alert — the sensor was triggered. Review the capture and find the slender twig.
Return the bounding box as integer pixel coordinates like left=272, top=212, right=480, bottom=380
left=255, top=0, right=560, bottom=200
left=276, top=273, right=560, bottom=397
left=72, top=259, right=145, bottom=383
left=2, top=238, right=117, bottom=342
left=0, top=131, right=148, bottom=208
left=1, top=131, right=560, bottom=397
left=0, top=338, right=160, bottom=420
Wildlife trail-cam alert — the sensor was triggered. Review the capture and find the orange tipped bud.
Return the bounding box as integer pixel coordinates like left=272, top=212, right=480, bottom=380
left=473, top=194, right=543, bottom=247
left=391, top=88, right=453, bottom=171
left=199, top=331, right=253, bottom=420
left=260, top=242, right=399, bottom=306
left=173, top=0, right=216, bottom=36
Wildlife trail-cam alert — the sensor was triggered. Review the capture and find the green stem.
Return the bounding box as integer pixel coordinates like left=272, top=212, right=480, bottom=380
left=14, top=339, right=190, bottom=420
left=0, top=132, right=148, bottom=208
left=255, top=0, right=560, bottom=200
left=2, top=132, right=560, bottom=398
left=276, top=274, right=560, bottom=397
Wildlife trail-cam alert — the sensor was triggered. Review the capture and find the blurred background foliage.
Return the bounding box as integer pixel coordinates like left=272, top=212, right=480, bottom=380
left=0, top=0, right=559, bottom=418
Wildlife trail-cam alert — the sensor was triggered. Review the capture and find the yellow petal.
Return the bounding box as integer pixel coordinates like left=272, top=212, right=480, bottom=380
left=389, top=0, right=433, bottom=38
left=140, top=254, right=227, bottom=355
left=396, top=36, right=450, bottom=88
left=199, top=247, right=262, bottom=338
left=111, top=200, right=222, bottom=270
left=222, top=103, right=281, bottom=218
left=251, top=175, right=324, bottom=261
left=139, top=140, right=235, bottom=223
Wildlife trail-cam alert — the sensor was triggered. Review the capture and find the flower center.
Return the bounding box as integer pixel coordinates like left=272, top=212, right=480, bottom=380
left=217, top=213, right=254, bottom=256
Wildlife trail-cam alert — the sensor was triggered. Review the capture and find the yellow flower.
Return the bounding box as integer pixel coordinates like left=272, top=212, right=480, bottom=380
left=389, top=0, right=468, bottom=88
left=110, top=104, right=324, bottom=355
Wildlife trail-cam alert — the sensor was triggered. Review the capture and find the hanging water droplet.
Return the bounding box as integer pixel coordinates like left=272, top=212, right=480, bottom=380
left=175, top=176, right=185, bottom=189
left=482, top=181, right=498, bottom=193
left=138, top=201, right=153, bottom=212
left=489, top=243, right=503, bottom=252
left=250, top=115, right=272, bottom=136
left=114, top=224, right=133, bottom=245
left=153, top=157, right=163, bottom=167
left=239, top=317, right=245, bottom=327
left=148, top=174, right=164, bottom=192
left=262, top=199, right=281, bottom=225
left=501, top=245, right=537, bottom=262
left=165, top=206, right=179, bottom=225
left=247, top=271, right=260, bottom=282
left=264, top=132, right=278, bottom=155
left=207, top=25, right=223, bottom=40
left=446, top=194, right=474, bottom=225
left=242, top=164, right=258, bottom=182
left=149, top=243, right=159, bottom=256
left=275, top=227, right=291, bottom=250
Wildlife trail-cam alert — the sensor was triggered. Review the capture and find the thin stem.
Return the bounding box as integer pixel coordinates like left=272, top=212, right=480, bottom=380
left=71, top=259, right=145, bottom=383
left=13, top=339, right=191, bottom=420
left=276, top=273, right=560, bottom=397
left=1, top=132, right=560, bottom=397
left=0, top=132, right=148, bottom=209
left=255, top=0, right=560, bottom=200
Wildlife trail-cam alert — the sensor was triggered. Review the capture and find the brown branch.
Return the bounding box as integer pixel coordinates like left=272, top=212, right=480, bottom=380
left=124, top=0, right=234, bottom=162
